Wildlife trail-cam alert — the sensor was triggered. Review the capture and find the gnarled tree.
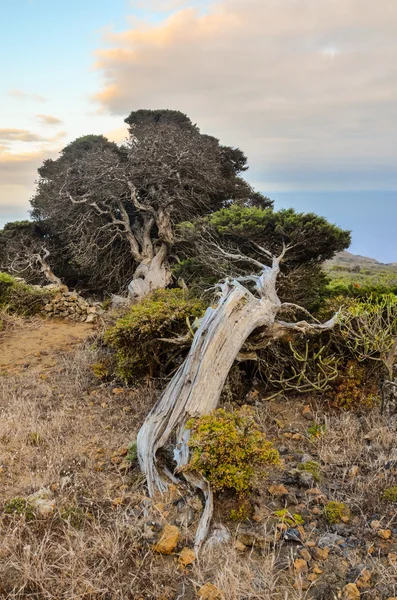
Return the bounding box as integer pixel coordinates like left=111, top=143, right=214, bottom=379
left=31, top=111, right=270, bottom=298
left=137, top=245, right=338, bottom=551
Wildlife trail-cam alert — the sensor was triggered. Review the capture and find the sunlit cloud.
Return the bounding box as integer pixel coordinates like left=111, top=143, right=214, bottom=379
left=36, top=114, right=63, bottom=126
left=94, top=0, right=397, bottom=191
left=0, top=129, right=45, bottom=143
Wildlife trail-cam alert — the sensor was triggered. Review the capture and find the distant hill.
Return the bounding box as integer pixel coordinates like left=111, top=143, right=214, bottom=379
left=326, top=250, right=396, bottom=270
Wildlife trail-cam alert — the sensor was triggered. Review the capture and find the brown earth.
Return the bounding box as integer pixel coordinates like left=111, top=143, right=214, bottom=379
left=0, top=318, right=93, bottom=373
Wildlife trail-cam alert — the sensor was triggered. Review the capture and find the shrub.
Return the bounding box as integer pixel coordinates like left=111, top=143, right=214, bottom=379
left=104, top=288, right=206, bottom=382
left=0, top=272, right=53, bottom=316
left=185, top=407, right=279, bottom=495
left=382, top=487, right=397, bottom=503
left=332, top=361, right=378, bottom=410
left=4, top=497, right=35, bottom=520
left=323, top=501, right=350, bottom=524
left=274, top=509, right=305, bottom=526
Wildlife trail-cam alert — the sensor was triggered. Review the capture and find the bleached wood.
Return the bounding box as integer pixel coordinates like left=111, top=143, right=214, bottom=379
left=137, top=252, right=336, bottom=550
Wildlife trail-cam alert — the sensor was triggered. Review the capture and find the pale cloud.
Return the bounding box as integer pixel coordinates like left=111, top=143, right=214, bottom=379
left=94, top=0, right=397, bottom=190
left=36, top=114, right=63, bottom=126
left=0, top=128, right=45, bottom=143
left=7, top=89, right=47, bottom=103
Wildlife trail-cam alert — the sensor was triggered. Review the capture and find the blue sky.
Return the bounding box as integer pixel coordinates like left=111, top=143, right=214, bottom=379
left=1, top=0, right=396, bottom=262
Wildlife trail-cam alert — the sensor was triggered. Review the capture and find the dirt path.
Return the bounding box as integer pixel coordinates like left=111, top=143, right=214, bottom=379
left=0, top=319, right=93, bottom=373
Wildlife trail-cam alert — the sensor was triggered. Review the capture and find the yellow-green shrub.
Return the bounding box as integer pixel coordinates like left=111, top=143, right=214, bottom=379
left=323, top=501, right=350, bottom=524
left=185, top=408, right=279, bottom=494
left=104, top=288, right=206, bottom=382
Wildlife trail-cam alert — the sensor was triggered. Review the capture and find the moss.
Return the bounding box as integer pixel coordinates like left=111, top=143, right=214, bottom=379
left=92, top=361, right=110, bottom=380
left=274, top=509, right=305, bottom=526
left=323, top=501, right=350, bottom=524
left=104, top=288, right=206, bottom=382
left=185, top=407, right=279, bottom=495
left=298, top=460, right=321, bottom=482
left=382, top=487, right=397, bottom=503
left=4, top=497, right=35, bottom=520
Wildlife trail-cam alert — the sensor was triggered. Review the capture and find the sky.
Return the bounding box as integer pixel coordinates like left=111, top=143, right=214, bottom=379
left=1, top=0, right=396, bottom=262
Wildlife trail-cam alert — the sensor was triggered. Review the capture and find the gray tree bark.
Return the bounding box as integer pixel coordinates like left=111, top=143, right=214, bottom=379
left=137, top=251, right=337, bottom=551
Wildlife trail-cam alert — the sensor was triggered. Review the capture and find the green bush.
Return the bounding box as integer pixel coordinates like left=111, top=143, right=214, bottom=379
left=323, top=501, right=350, bottom=524
left=104, top=288, right=206, bottom=382
left=185, top=407, right=279, bottom=494
left=382, top=487, right=397, bottom=503
left=0, top=272, right=52, bottom=315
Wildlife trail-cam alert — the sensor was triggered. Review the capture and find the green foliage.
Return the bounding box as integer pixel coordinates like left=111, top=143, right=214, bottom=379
left=274, top=509, right=305, bottom=526
left=0, top=272, right=53, bottom=316
left=229, top=503, right=251, bottom=521
left=185, top=408, right=279, bottom=495
left=323, top=501, right=350, bottom=524
left=126, top=441, right=138, bottom=464
left=382, top=487, right=397, bottom=503
left=307, top=423, right=326, bottom=439
left=104, top=289, right=206, bottom=382
left=4, top=497, right=35, bottom=519
left=298, top=460, right=321, bottom=482
left=326, top=266, right=397, bottom=298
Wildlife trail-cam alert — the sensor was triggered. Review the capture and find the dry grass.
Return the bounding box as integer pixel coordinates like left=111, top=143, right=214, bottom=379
left=1, top=328, right=396, bottom=598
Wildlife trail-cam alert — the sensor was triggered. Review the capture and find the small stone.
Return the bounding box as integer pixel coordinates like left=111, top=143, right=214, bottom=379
left=388, top=553, right=397, bottom=566
left=268, top=484, right=289, bottom=497
left=178, top=547, right=196, bottom=566
left=153, top=525, right=180, bottom=555
left=349, top=465, right=360, bottom=478
left=299, top=549, right=312, bottom=562
left=302, top=405, right=314, bottom=420
left=311, top=546, right=329, bottom=561
left=342, top=583, right=361, bottom=600
left=85, top=313, right=96, bottom=323
left=294, top=558, right=309, bottom=574
left=356, top=569, right=372, bottom=589
left=312, top=565, right=323, bottom=574
left=307, top=573, right=318, bottom=582
left=370, top=520, right=381, bottom=530
left=292, top=433, right=305, bottom=441
left=112, top=388, right=124, bottom=395
left=377, top=529, right=392, bottom=540
left=197, top=582, right=223, bottom=599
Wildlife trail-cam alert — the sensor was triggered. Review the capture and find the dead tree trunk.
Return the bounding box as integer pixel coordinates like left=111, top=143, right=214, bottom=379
left=36, top=247, right=66, bottom=289
left=137, top=250, right=337, bottom=551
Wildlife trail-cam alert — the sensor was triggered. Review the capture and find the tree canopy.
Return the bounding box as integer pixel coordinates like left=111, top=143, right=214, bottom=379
left=30, top=110, right=269, bottom=296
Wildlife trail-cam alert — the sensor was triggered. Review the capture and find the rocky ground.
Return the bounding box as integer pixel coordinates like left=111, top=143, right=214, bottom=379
left=0, top=316, right=396, bottom=599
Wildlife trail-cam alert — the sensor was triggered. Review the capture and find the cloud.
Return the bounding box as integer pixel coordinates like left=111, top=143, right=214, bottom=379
left=94, top=0, right=397, bottom=190
left=0, top=128, right=45, bottom=143
left=8, top=89, right=47, bottom=103
left=36, top=114, right=63, bottom=126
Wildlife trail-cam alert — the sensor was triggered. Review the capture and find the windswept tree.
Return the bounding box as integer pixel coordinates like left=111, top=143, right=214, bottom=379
left=31, top=111, right=270, bottom=298
left=175, top=204, right=351, bottom=309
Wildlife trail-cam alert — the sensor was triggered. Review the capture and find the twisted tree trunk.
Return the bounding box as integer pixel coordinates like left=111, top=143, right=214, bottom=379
left=137, top=253, right=337, bottom=551
left=128, top=244, right=172, bottom=301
